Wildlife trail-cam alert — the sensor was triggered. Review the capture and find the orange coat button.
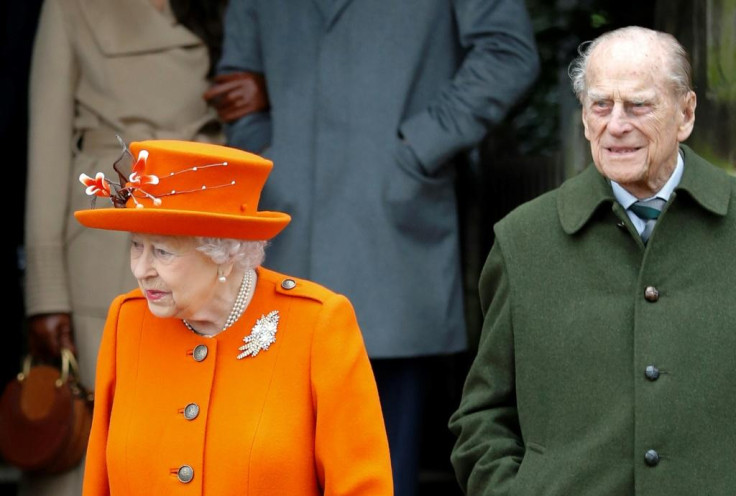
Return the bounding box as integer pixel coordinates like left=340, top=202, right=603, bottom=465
left=184, top=403, right=200, bottom=420
left=193, top=345, right=208, bottom=362
left=177, top=465, right=194, bottom=483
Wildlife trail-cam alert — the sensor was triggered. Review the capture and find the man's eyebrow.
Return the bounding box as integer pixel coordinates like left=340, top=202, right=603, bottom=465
left=629, top=92, right=657, bottom=101
left=585, top=91, right=610, bottom=101
left=586, top=90, right=657, bottom=102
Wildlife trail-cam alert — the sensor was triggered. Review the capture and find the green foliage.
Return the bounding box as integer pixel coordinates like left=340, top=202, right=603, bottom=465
left=706, top=0, right=736, bottom=102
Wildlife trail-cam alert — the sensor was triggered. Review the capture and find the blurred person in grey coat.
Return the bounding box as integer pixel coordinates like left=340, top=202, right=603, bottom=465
left=205, top=2, right=540, bottom=494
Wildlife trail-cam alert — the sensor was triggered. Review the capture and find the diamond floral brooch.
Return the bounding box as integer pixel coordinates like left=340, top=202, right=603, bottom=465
left=237, top=310, right=279, bottom=359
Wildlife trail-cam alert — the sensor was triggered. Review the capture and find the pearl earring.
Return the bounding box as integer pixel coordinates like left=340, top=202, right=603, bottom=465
left=218, top=270, right=227, bottom=283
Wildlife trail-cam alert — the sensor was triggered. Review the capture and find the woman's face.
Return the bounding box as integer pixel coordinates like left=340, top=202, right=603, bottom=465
left=130, top=233, right=219, bottom=320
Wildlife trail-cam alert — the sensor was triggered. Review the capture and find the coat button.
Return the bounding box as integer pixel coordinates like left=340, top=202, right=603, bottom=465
left=177, top=465, right=194, bottom=483
left=644, top=286, right=659, bottom=302
left=193, top=345, right=208, bottom=362
left=644, top=449, right=660, bottom=466
left=184, top=403, right=200, bottom=420
left=645, top=365, right=660, bottom=381
left=281, top=279, right=296, bottom=290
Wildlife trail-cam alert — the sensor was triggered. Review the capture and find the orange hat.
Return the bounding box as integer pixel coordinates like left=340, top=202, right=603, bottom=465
left=74, top=139, right=290, bottom=240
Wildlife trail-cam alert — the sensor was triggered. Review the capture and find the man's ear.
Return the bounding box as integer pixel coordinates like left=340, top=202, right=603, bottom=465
left=581, top=105, right=591, bottom=141
left=677, top=90, right=697, bottom=142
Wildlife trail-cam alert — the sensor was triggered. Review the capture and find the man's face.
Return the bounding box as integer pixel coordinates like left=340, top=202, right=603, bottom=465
left=581, top=37, right=696, bottom=198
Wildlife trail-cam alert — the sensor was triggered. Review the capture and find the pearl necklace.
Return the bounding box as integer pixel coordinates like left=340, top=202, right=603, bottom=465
left=183, top=269, right=255, bottom=335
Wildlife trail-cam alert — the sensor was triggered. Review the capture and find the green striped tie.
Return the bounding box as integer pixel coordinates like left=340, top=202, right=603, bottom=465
left=629, top=198, right=666, bottom=243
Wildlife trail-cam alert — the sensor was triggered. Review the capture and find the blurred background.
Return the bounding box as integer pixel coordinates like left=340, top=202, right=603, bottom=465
left=1, top=0, right=733, bottom=494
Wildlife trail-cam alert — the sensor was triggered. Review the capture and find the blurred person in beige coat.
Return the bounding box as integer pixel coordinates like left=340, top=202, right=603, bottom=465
left=19, top=0, right=259, bottom=494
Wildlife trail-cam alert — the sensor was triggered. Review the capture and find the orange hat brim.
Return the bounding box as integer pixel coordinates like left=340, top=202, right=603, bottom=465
left=74, top=207, right=291, bottom=241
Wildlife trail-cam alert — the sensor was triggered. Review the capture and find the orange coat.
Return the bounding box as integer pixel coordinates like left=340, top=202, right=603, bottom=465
left=83, top=267, right=393, bottom=495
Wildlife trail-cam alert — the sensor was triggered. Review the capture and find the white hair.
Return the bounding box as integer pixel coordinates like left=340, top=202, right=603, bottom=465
left=195, top=237, right=268, bottom=271
left=568, top=26, right=693, bottom=102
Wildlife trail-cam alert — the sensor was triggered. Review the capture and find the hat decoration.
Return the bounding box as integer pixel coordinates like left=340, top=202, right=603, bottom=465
left=79, top=136, right=235, bottom=210
left=74, top=137, right=290, bottom=240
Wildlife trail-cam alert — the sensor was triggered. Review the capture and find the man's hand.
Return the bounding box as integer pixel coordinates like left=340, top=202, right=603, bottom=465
left=28, top=313, right=76, bottom=362
left=203, top=72, right=269, bottom=123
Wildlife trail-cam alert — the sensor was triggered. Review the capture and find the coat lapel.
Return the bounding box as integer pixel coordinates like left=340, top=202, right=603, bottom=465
left=557, top=165, right=616, bottom=235
left=80, top=0, right=201, bottom=56
left=309, top=0, right=357, bottom=30
left=325, top=0, right=356, bottom=29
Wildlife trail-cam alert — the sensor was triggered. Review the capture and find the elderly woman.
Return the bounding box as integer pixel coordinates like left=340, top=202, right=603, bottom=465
left=75, top=139, right=392, bottom=495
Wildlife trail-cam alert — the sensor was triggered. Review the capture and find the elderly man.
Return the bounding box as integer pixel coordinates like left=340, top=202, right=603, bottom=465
left=449, top=26, right=736, bottom=496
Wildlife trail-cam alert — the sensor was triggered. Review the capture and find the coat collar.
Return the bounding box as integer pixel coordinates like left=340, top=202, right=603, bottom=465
left=557, top=144, right=731, bottom=235
left=80, top=0, right=201, bottom=56
left=676, top=144, right=731, bottom=216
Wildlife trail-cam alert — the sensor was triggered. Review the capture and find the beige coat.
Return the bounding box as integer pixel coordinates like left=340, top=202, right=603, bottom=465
left=22, top=0, right=222, bottom=493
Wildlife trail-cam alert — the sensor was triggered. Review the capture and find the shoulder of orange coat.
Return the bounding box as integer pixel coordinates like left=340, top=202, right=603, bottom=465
left=110, top=287, right=147, bottom=316
left=121, top=287, right=145, bottom=301
left=258, top=266, right=342, bottom=304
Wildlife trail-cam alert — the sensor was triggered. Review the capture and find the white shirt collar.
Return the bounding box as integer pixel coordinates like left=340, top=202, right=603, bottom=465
left=611, top=150, right=684, bottom=209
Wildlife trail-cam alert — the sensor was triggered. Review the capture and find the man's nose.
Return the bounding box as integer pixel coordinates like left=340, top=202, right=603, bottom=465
left=607, top=103, right=633, bottom=135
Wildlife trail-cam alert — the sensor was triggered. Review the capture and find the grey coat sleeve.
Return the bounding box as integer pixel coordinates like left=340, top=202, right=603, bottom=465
left=449, top=238, right=525, bottom=495
left=217, top=0, right=272, bottom=153
left=217, top=0, right=261, bottom=73
left=399, top=0, right=540, bottom=174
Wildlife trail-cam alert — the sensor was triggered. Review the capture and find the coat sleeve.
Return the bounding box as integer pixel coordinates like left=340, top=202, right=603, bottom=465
left=23, top=0, right=78, bottom=315
left=311, top=294, right=393, bottom=496
left=448, top=240, right=524, bottom=495
left=399, top=0, right=540, bottom=175
left=82, top=295, right=123, bottom=496
left=216, top=0, right=272, bottom=153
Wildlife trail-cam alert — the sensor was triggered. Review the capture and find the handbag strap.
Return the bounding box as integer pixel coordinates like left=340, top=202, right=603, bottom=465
left=18, top=348, right=81, bottom=388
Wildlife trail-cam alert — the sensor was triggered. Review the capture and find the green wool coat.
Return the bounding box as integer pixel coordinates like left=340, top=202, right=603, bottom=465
left=449, top=145, right=736, bottom=496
